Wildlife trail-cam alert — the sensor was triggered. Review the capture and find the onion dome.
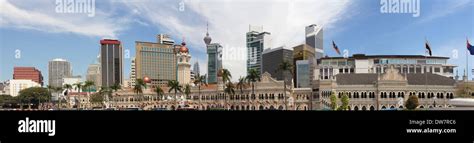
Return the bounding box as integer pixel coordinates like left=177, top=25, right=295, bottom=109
left=143, top=76, right=151, bottom=83
left=179, top=42, right=189, bottom=53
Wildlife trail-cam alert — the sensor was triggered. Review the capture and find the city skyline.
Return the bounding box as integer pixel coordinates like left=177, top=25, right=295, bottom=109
left=0, top=0, right=473, bottom=85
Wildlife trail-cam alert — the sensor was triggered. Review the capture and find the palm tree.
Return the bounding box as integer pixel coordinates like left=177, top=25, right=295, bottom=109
left=167, top=80, right=182, bottom=110
left=153, top=86, right=164, bottom=101
left=63, top=84, right=73, bottom=93
left=221, top=69, right=232, bottom=84
left=277, top=60, right=293, bottom=110
left=110, top=83, right=121, bottom=92
left=246, top=68, right=261, bottom=96
left=193, top=74, right=207, bottom=110
left=184, top=84, right=191, bottom=100
left=84, top=80, right=95, bottom=95
left=224, top=82, right=235, bottom=110
left=55, top=86, right=63, bottom=110
left=221, top=69, right=232, bottom=109
left=73, top=82, right=83, bottom=109
left=73, top=82, right=83, bottom=93
left=134, top=79, right=147, bottom=101
left=236, top=76, right=247, bottom=94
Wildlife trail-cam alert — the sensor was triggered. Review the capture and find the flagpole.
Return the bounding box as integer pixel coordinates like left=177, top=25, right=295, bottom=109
left=425, top=37, right=428, bottom=101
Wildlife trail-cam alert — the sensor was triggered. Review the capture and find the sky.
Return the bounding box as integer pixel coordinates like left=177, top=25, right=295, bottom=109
left=0, top=0, right=473, bottom=85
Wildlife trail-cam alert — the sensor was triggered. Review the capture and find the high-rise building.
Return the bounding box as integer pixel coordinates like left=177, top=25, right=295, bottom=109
left=246, top=25, right=271, bottom=75
left=261, top=46, right=293, bottom=84
left=13, top=67, right=43, bottom=86
left=136, top=35, right=176, bottom=87
left=48, top=58, right=72, bottom=87
left=177, top=41, right=192, bottom=85
left=296, top=60, right=310, bottom=88
left=100, top=39, right=123, bottom=87
left=193, top=61, right=200, bottom=76
left=207, top=43, right=223, bottom=84
left=86, top=63, right=101, bottom=89
left=129, top=57, right=136, bottom=87
left=292, top=44, right=315, bottom=87
left=157, top=34, right=175, bottom=45
left=305, top=24, right=324, bottom=59
left=8, top=79, right=41, bottom=97
left=204, top=24, right=223, bottom=84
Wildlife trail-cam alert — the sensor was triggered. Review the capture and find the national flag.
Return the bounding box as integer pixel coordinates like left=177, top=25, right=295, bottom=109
left=332, top=40, right=341, bottom=55
left=467, top=38, right=474, bottom=55
left=425, top=40, right=432, bottom=56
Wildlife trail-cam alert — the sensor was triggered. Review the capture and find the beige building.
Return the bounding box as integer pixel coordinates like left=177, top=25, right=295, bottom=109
left=109, top=72, right=313, bottom=110
left=135, top=34, right=177, bottom=87
left=319, top=66, right=456, bottom=110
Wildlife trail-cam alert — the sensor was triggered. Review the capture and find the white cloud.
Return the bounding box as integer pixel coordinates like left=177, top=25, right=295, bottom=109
left=416, top=0, right=472, bottom=24
left=0, top=0, right=128, bottom=38
left=120, top=0, right=353, bottom=81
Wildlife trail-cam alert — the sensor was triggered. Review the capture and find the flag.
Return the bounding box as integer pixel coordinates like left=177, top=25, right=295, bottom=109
left=425, top=40, right=432, bottom=56
left=332, top=40, right=341, bottom=55
left=467, top=38, right=474, bottom=55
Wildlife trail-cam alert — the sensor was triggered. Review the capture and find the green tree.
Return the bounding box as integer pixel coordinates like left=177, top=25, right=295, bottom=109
left=184, top=84, right=191, bottom=100
left=110, top=83, right=121, bottom=92
left=246, top=68, right=260, bottom=96
left=73, top=82, right=83, bottom=93
left=63, top=84, right=73, bottom=93
left=84, top=80, right=95, bottom=94
left=224, top=82, right=235, bottom=110
left=17, top=87, right=51, bottom=109
left=339, top=93, right=349, bottom=110
left=90, top=92, right=104, bottom=107
left=221, top=68, right=232, bottom=108
left=236, top=76, right=246, bottom=94
left=277, top=60, right=293, bottom=110
left=405, top=95, right=419, bottom=110
left=167, top=80, right=182, bottom=109
left=0, top=94, right=16, bottom=108
left=154, top=86, right=164, bottom=101
left=329, top=92, right=338, bottom=110
left=133, top=79, right=147, bottom=101
left=193, top=74, right=207, bottom=109
left=221, top=69, right=232, bottom=84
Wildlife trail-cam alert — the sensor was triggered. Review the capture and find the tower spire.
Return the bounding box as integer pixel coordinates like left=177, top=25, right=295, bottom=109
left=203, top=21, right=212, bottom=45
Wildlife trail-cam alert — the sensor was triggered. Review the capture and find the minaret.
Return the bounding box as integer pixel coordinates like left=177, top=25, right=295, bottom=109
left=177, top=38, right=191, bottom=85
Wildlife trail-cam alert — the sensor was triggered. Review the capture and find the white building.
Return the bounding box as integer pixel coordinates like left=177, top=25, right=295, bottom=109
left=130, top=57, right=136, bottom=87
left=316, top=54, right=456, bottom=80
left=8, top=79, right=41, bottom=97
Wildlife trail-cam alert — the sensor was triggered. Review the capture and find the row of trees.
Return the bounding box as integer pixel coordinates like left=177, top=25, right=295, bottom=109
left=124, top=60, right=293, bottom=110
left=329, top=92, right=420, bottom=110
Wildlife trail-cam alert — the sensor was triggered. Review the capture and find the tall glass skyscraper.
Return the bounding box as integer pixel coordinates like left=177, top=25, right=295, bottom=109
left=305, top=24, right=324, bottom=59
left=246, top=25, right=271, bottom=75
left=207, top=43, right=222, bottom=84
left=100, top=39, right=123, bottom=88
left=296, top=60, right=310, bottom=88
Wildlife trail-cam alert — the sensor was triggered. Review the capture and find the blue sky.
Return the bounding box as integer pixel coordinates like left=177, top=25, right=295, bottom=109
left=0, top=0, right=473, bottom=84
